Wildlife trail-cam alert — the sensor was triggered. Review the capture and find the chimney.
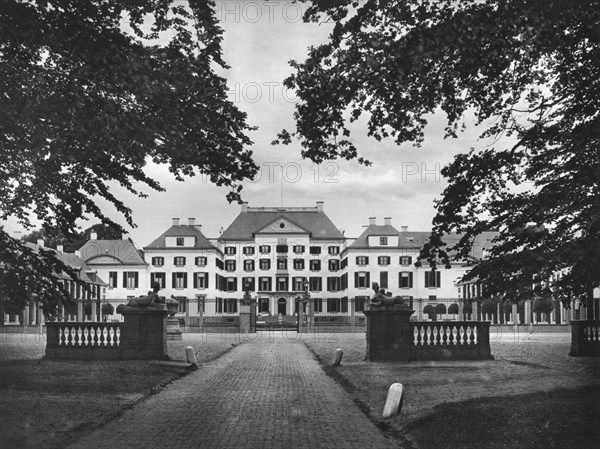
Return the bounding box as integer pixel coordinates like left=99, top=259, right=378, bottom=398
left=369, top=217, right=376, bottom=225
left=90, top=232, right=97, bottom=240
left=172, top=218, right=180, bottom=226
left=384, top=217, right=392, bottom=226
left=57, top=245, right=64, bottom=253
left=188, top=218, right=195, bottom=226
left=37, top=239, right=44, bottom=247
left=75, top=250, right=81, bottom=257
left=121, top=233, right=127, bottom=240
left=401, top=226, right=408, bottom=232
left=241, top=202, right=248, bottom=212
left=316, top=201, right=324, bottom=211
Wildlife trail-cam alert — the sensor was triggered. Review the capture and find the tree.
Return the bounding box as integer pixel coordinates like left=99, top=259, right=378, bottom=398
left=1, top=1, right=258, bottom=310
left=22, top=224, right=123, bottom=253
left=277, top=0, right=600, bottom=303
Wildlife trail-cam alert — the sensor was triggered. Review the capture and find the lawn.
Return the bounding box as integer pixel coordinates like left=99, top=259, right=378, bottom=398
left=304, top=332, right=600, bottom=449
left=0, top=331, right=242, bottom=449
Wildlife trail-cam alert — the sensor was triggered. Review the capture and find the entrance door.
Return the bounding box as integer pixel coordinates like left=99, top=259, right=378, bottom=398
left=278, top=298, right=287, bottom=315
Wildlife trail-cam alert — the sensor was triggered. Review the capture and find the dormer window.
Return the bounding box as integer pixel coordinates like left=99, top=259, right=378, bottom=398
left=380, top=237, right=388, bottom=245
left=176, top=237, right=184, bottom=246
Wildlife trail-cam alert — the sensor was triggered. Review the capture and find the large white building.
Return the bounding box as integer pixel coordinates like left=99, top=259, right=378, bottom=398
left=78, top=201, right=500, bottom=324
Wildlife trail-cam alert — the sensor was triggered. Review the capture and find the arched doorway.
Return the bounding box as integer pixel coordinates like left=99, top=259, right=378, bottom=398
left=278, top=298, right=287, bottom=315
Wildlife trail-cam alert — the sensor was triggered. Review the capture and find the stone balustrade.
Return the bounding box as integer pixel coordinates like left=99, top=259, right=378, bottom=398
left=410, top=321, right=492, bottom=361
left=46, top=322, right=122, bottom=360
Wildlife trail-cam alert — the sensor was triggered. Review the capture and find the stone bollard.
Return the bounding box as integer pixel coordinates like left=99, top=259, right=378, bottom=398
left=185, top=346, right=198, bottom=367
left=331, top=348, right=344, bottom=366
left=382, top=383, right=404, bottom=419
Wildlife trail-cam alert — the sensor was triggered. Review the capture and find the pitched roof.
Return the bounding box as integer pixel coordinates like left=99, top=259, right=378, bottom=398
left=144, top=225, right=217, bottom=250
left=79, top=239, right=147, bottom=265
left=219, top=206, right=344, bottom=241
left=349, top=225, right=498, bottom=260
left=25, top=243, right=107, bottom=285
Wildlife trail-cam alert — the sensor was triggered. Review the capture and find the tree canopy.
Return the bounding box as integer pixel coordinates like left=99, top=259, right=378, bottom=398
left=1, top=0, right=257, bottom=311
left=278, top=0, right=600, bottom=302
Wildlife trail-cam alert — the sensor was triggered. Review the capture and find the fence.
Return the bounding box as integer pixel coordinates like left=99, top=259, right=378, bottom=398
left=570, top=320, right=600, bottom=356
left=410, top=321, right=492, bottom=360
left=45, top=322, right=122, bottom=360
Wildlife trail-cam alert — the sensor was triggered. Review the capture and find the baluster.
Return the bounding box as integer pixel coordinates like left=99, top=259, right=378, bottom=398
left=66, top=325, right=73, bottom=346
left=459, top=325, right=466, bottom=345
left=59, top=326, right=67, bottom=345
left=107, top=326, right=113, bottom=346
left=433, top=325, right=440, bottom=345
left=415, top=324, right=422, bottom=346
left=101, top=326, right=108, bottom=346
left=84, top=327, right=90, bottom=346
left=442, top=324, right=449, bottom=345
left=469, top=325, right=476, bottom=345
left=91, top=325, right=98, bottom=346
left=115, top=326, right=121, bottom=346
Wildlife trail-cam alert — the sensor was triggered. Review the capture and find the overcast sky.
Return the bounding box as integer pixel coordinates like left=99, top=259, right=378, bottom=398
left=5, top=1, right=494, bottom=248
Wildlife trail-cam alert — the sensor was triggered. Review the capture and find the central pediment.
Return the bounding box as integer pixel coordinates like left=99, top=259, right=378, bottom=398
left=256, top=217, right=309, bottom=235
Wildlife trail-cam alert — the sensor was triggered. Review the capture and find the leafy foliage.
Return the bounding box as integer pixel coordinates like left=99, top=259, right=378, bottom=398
left=279, top=0, right=600, bottom=302
left=1, top=1, right=258, bottom=310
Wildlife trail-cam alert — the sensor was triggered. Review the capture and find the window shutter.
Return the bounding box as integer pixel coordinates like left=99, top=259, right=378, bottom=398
left=172, top=273, right=177, bottom=288
left=123, top=273, right=127, bottom=288
left=193, top=273, right=197, bottom=289
left=183, top=273, right=187, bottom=289
left=354, top=272, right=359, bottom=287
left=409, top=272, right=413, bottom=288
left=205, top=273, right=209, bottom=289
left=134, top=272, right=139, bottom=288
left=425, top=272, right=430, bottom=288
left=436, top=271, right=441, bottom=288
left=366, top=272, right=370, bottom=286
left=233, top=278, right=238, bottom=292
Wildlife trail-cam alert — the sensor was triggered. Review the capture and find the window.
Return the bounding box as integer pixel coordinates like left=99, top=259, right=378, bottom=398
left=258, top=277, right=272, bottom=291
left=327, top=298, right=341, bottom=312
left=194, top=272, right=209, bottom=289
left=328, top=260, right=340, bottom=271
left=380, top=272, right=388, bottom=289
left=293, top=259, right=305, bottom=270
left=276, top=244, right=288, bottom=253
left=151, top=272, right=166, bottom=289
left=178, top=298, right=187, bottom=313
left=215, top=259, right=224, bottom=269
left=309, top=246, right=321, bottom=255
left=225, top=246, right=236, bottom=255
left=172, top=272, right=187, bottom=289
left=108, top=271, right=117, bottom=288
left=242, top=277, right=255, bottom=292
left=243, top=246, right=255, bottom=255
left=293, top=245, right=305, bottom=253
left=259, top=297, right=269, bottom=313
left=259, top=259, right=271, bottom=270
left=123, top=272, right=139, bottom=289
left=355, top=296, right=368, bottom=312
left=243, top=260, right=255, bottom=271
left=176, top=237, right=184, bottom=246
left=174, top=256, right=186, bottom=267
left=309, top=277, right=322, bottom=292
left=380, top=237, right=388, bottom=245
left=356, top=256, right=369, bottom=266
left=400, top=256, right=412, bottom=266
left=327, top=277, right=340, bottom=292
left=276, top=277, right=288, bottom=291
left=425, top=271, right=441, bottom=288
left=196, top=256, right=207, bottom=266
left=277, top=258, right=288, bottom=270
left=259, top=245, right=271, bottom=254
left=399, top=272, right=413, bottom=288
left=152, top=257, right=164, bottom=267
left=225, top=277, right=237, bottom=292
left=313, top=298, right=323, bottom=313
left=292, top=277, right=307, bottom=291
left=328, top=246, right=340, bottom=255
left=355, top=272, right=370, bottom=288
left=225, top=260, right=236, bottom=272
left=377, top=256, right=391, bottom=266
left=309, top=260, right=321, bottom=271
left=216, top=298, right=238, bottom=313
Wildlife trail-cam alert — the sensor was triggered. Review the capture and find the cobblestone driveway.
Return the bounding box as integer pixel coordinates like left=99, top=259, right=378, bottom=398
left=68, top=334, right=397, bottom=449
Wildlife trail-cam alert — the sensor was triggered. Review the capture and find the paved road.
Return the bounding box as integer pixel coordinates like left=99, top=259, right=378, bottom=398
left=68, top=335, right=397, bottom=449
